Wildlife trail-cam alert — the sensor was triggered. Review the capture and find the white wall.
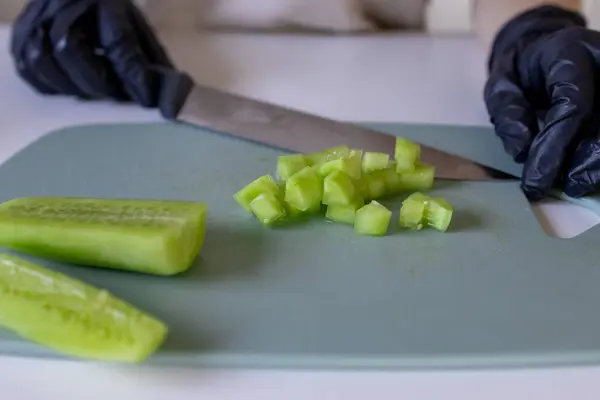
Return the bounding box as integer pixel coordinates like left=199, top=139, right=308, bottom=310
left=0, top=0, right=597, bottom=31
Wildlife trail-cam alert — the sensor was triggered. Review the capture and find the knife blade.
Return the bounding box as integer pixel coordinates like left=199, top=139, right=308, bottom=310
left=174, top=84, right=518, bottom=181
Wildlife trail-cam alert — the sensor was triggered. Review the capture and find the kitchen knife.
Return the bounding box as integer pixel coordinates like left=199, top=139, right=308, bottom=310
left=171, top=83, right=518, bottom=181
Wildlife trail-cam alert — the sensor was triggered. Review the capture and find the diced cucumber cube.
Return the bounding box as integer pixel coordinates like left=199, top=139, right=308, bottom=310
left=250, top=193, right=287, bottom=226
left=325, top=198, right=365, bottom=225
left=284, top=166, right=323, bottom=211
left=382, top=161, right=402, bottom=194
left=305, top=145, right=351, bottom=166
left=286, top=202, right=322, bottom=219
left=319, top=158, right=349, bottom=177
left=397, top=163, right=435, bottom=191
left=426, top=197, right=454, bottom=232
left=362, top=152, right=390, bottom=173
left=354, top=201, right=392, bottom=236
left=276, top=154, right=308, bottom=181
left=234, top=174, right=281, bottom=213
left=364, top=172, right=386, bottom=200
left=399, top=192, right=429, bottom=230
left=347, top=149, right=363, bottom=179
left=395, top=137, right=421, bottom=172
left=323, top=171, right=356, bottom=206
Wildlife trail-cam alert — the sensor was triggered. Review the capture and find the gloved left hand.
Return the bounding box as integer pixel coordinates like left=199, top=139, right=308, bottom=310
left=10, top=0, right=192, bottom=117
left=484, top=5, right=600, bottom=200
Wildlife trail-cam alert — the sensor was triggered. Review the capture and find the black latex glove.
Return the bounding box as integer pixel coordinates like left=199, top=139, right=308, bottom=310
left=484, top=5, right=600, bottom=200
left=10, top=0, right=192, bottom=118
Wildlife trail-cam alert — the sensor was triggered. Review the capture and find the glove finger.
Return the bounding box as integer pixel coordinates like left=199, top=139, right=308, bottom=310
left=563, top=142, right=600, bottom=198
left=21, top=25, right=84, bottom=97
left=521, top=44, right=596, bottom=201
left=97, top=0, right=161, bottom=107
left=10, top=0, right=47, bottom=56
left=484, top=52, right=539, bottom=164
left=126, top=2, right=174, bottom=68
left=49, top=1, right=129, bottom=100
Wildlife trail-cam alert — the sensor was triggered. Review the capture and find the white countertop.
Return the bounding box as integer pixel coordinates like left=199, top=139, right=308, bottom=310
left=1, top=25, right=599, bottom=399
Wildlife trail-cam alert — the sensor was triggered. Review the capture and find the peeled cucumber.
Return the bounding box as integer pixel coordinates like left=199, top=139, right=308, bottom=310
left=250, top=193, right=287, bottom=226
left=362, top=152, right=390, bottom=173
left=397, top=163, right=435, bottom=191
left=0, top=253, right=167, bottom=362
left=235, top=139, right=455, bottom=237
left=323, top=171, right=356, bottom=206
left=354, top=201, right=392, bottom=236
left=395, top=137, right=421, bottom=172
left=326, top=198, right=364, bottom=225
left=276, top=154, right=308, bottom=181
left=398, top=192, right=454, bottom=232
left=234, top=174, right=280, bottom=213
left=284, top=166, right=323, bottom=211
left=0, top=197, right=208, bottom=276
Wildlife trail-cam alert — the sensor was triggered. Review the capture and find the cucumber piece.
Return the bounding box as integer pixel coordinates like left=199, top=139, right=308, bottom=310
left=399, top=192, right=429, bottom=230
left=276, top=154, right=308, bottom=181
left=347, top=149, right=363, bottom=179
left=234, top=174, right=281, bottom=213
left=364, top=172, right=386, bottom=200
left=0, top=197, right=207, bottom=276
left=284, top=166, right=323, bottom=211
left=286, top=202, right=322, bottom=219
left=305, top=145, right=350, bottom=166
left=394, top=137, right=421, bottom=172
left=354, top=201, right=392, bottom=236
left=323, top=171, right=356, bottom=206
left=325, top=198, right=364, bottom=225
left=382, top=161, right=402, bottom=194
left=318, top=158, right=349, bottom=177
left=0, top=253, right=167, bottom=362
left=425, top=197, right=454, bottom=232
left=250, top=193, right=287, bottom=226
left=362, top=152, right=390, bottom=173
left=397, top=163, right=435, bottom=191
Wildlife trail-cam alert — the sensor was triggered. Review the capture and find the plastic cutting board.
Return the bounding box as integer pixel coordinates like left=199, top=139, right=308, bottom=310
left=0, top=121, right=599, bottom=370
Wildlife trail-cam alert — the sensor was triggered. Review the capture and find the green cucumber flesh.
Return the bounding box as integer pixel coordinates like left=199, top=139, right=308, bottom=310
left=425, top=197, right=454, bottom=232
left=276, top=154, right=308, bottom=181
left=394, top=137, right=421, bottom=172
left=354, top=201, right=392, bottom=236
left=305, top=145, right=351, bottom=166
left=284, top=166, right=323, bottom=211
left=323, top=171, right=356, bottom=206
left=0, top=253, right=167, bottom=362
left=362, top=152, right=390, bottom=173
left=382, top=162, right=402, bottom=194
left=234, top=174, right=281, bottom=213
left=325, top=198, right=364, bottom=225
left=347, top=149, right=363, bottom=179
left=399, top=192, right=429, bottom=230
left=397, top=163, right=435, bottom=191
left=250, top=193, right=287, bottom=226
left=0, top=197, right=207, bottom=276
left=364, top=172, right=386, bottom=200
left=318, top=158, right=349, bottom=177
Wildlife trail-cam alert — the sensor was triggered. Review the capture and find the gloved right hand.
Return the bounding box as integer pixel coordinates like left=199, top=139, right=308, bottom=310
left=484, top=5, right=600, bottom=200
left=10, top=0, right=192, bottom=118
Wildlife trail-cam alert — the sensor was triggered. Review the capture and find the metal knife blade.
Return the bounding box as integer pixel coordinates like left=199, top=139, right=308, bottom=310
left=175, top=84, right=518, bottom=181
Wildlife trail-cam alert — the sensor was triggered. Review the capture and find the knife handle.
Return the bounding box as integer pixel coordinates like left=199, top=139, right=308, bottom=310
left=155, top=67, right=194, bottom=120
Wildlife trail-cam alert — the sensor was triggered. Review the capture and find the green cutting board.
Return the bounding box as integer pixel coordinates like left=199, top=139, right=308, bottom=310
left=0, top=121, right=599, bottom=370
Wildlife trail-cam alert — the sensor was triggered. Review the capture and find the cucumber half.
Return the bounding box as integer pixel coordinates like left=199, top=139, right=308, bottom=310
left=0, top=253, right=167, bottom=362
left=0, top=197, right=208, bottom=276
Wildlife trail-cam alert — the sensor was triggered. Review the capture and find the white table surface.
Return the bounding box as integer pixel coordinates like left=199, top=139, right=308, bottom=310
left=1, top=24, right=600, bottom=399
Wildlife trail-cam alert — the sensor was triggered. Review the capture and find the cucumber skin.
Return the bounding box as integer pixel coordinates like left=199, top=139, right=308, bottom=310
left=0, top=197, right=208, bottom=276
left=0, top=253, right=167, bottom=363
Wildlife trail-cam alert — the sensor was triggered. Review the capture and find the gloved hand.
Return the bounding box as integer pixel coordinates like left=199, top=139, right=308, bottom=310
left=484, top=5, right=600, bottom=200
left=10, top=0, right=192, bottom=118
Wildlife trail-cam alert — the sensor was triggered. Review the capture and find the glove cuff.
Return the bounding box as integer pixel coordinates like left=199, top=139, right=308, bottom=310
left=487, top=5, right=587, bottom=71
